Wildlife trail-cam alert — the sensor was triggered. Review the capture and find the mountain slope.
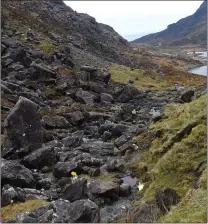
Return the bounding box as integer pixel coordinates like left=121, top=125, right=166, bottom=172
left=132, top=1, right=207, bottom=46
left=1, top=0, right=129, bottom=68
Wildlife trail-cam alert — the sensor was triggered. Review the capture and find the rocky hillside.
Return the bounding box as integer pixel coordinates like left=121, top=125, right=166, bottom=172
left=132, top=1, right=207, bottom=46
left=1, top=0, right=207, bottom=223
left=2, top=0, right=130, bottom=68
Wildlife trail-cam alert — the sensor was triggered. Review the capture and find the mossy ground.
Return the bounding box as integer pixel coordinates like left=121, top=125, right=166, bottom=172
left=158, top=187, right=207, bottom=223
left=109, top=64, right=206, bottom=91
left=1, top=199, right=49, bottom=221
left=38, top=40, right=55, bottom=55
left=128, top=95, right=207, bottom=222
left=158, top=168, right=207, bottom=223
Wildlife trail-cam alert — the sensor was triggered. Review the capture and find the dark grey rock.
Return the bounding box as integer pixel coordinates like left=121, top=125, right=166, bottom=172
left=53, top=161, right=80, bottom=178
left=1, top=159, right=36, bottom=188
left=114, top=85, right=139, bottom=103
left=101, top=93, right=114, bottom=102
left=2, top=97, right=43, bottom=159
left=68, top=111, right=84, bottom=123
left=32, top=63, right=57, bottom=80
left=75, top=88, right=96, bottom=105
left=119, top=184, right=131, bottom=197
left=50, top=199, right=100, bottom=223
left=61, top=178, right=87, bottom=202
left=1, top=185, right=25, bottom=206
left=103, top=131, right=112, bottom=141
left=99, top=72, right=111, bottom=84
left=22, top=145, right=57, bottom=169
left=115, top=125, right=143, bottom=148
left=81, top=140, right=115, bottom=157
left=80, top=81, right=107, bottom=94
left=42, top=115, right=56, bottom=129
left=80, top=65, right=97, bottom=72
left=88, top=180, right=119, bottom=200
left=181, top=90, right=194, bottom=103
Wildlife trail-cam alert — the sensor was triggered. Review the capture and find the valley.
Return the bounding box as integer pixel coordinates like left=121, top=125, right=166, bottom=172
left=1, top=0, right=207, bottom=223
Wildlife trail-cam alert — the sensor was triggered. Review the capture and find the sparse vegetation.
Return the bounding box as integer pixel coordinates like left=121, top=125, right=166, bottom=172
left=38, top=40, right=55, bottom=55
left=109, top=64, right=206, bottom=91
left=1, top=200, right=49, bottom=221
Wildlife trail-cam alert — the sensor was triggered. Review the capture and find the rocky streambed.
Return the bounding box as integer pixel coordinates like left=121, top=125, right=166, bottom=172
left=1, top=34, right=205, bottom=223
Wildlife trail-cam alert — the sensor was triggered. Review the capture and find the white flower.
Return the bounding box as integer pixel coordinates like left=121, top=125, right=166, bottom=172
left=132, top=109, right=137, bottom=115
left=22, top=133, right=26, bottom=136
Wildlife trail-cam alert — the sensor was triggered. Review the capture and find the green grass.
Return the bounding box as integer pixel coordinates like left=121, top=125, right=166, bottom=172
left=158, top=187, right=207, bottom=223
left=38, top=40, right=55, bottom=55
left=128, top=95, right=207, bottom=222
left=108, top=64, right=206, bottom=91
left=1, top=200, right=49, bottom=221
left=109, top=64, right=169, bottom=91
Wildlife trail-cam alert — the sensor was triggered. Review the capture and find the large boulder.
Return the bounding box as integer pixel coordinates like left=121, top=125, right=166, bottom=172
left=1, top=159, right=36, bottom=188
left=53, top=161, right=81, bottom=178
left=31, top=63, right=57, bottom=80
left=81, top=140, right=115, bottom=157
left=16, top=199, right=100, bottom=223
left=1, top=185, right=50, bottom=207
left=51, top=199, right=100, bottom=223
left=100, top=93, right=114, bottom=103
left=61, top=178, right=87, bottom=202
left=22, top=145, right=58, bottom=169
left=79, top=81, right=107, bottom=94
left=67, top=111, right=84, bottom=123
left=75, top=88, right=97, bottom=105
left=99, top=72, right=111, bottom=84
left=114, top=85, right=139, bottom=103
left=88, top=180, right=120, bottom=200
left=79, top=67, right=110, bottom=84
left=2, top=97, right=43, bottom=159
left=1, top=185, right=25, bottom=207
left=115, top=125, right=143, bottom=148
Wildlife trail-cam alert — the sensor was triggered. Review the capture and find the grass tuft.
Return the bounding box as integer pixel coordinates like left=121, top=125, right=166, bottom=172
left=1, top=199, right=49, bottom=221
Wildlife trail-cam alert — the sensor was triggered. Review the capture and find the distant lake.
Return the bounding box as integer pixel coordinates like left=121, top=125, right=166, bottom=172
left=188, top=51, right=207, bottom=76
left=195, top=51, right=207, bottom=57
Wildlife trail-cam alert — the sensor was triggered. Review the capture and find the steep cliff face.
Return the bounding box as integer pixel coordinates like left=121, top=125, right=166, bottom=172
left=2, top=0, right=129, bottom=67
left=132, top=1, right=207, bottom=46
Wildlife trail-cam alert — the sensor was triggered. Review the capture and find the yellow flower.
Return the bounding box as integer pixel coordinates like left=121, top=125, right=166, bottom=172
left=71, top=171, right=77, bottom=177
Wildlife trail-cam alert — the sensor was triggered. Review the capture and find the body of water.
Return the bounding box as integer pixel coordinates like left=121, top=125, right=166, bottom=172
left=195, top=51, right=207, bottom=57
left=189, top=65, right=207, bottom=76
left=188, top=51, right=207, bottom=76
